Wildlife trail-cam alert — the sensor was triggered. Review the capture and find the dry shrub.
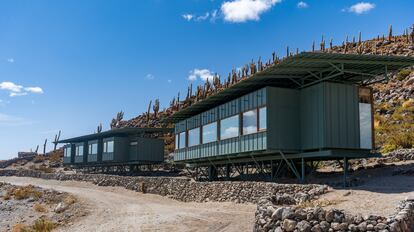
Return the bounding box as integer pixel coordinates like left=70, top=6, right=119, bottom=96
left=49, top=151, right=62, bottom=163
left=31, top=218, right=55, bottom=232
left=402, top=99, right=414, bottom=109
left=33, top=155, right=45, bottom=163
left=297, top=198, right=346, bottom=208
left=37, top=165, right=54, bottom=174
left=33, top=203, right=47, bottom=213
left=11, top=223, right=28, bottom=232
left=396, top=69, right=412, bottom=81
left=11, top=185, right=43, bottom=200
left=64, top=195, right=77, bottom=205
left=3, top=192, right=11, bottom=200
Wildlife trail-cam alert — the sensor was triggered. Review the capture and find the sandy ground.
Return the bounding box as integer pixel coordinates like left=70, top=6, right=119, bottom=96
left=0, top=176, right=255, bottom=232
left=316, top=163, right=414, bottom=217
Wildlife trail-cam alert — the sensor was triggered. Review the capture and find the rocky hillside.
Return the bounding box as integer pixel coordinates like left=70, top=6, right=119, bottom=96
left=111, top=25, right=414, bottom=154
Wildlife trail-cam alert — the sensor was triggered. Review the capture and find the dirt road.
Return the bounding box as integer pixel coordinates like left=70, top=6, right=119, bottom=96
left=0, top=176, right=255, bottom=232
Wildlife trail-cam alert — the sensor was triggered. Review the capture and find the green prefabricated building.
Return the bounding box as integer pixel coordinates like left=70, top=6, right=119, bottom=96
left=59, top=127, right=172, bottom=166
left=168, top=52, right=414, bottom=177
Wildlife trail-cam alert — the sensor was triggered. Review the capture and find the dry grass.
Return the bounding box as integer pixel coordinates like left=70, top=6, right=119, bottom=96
left=64, top=195, right=77, bottom=205
left=33, top=155, right=46, bottom=163
left=31, top=218, right=55, bottom=232
left=297, top=198, right=346, bottom=209
left=8, top=185, right=43, bottom=200
left=11, top=223, right=28, bottom=232
left=33, top=203, right=47, bottom=213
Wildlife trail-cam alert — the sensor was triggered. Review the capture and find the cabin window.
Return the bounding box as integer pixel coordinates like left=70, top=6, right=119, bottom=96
left=202, top=122, right=217, bottom=144
left=175, top=134, right=179, bottom=149
left=188, top=127, right=200, bottom=147
left=64, top=147, right=71, bottom=157
left=179, top=132, right=186, bottom=149
left=88, top=143, right=98, bottom=155
left=75, top=145, right=83, bottom=156
left=259, top=107, right=267, bottom=131
left=103, top=140, right=114, bottom=153
left=220, top=115, right=239, bottom=140
left=243, top=109, right=257, bottom=135
left=359, top=88, right=373, bottom=149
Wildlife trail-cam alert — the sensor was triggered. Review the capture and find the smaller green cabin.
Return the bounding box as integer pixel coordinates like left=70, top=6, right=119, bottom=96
left=59, top=128, right=172, bottom=166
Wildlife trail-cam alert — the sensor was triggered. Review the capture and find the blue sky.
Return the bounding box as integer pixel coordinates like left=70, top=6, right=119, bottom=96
left=0, top=0, right=413, bottom=159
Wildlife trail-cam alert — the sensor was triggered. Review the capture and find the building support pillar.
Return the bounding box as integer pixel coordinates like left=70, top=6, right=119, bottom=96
left=343, top=157, right=348, bottom=188
left=208, top=165, right=217, bottom=181
left=301, top=158, right=305, bottom=183
left=225, top=163, right=231, bottom=180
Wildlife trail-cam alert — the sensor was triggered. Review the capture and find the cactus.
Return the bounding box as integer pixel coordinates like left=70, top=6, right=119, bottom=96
left=35, top=145, right=39, bottom=154
left=97, top=124, right=102, bottom=133
left=388, top=25, right=393, bottom=41
left=358, top=32, right=362, bottom=45
left=146, top=100, right=152, bottom=122
left=312, top=41, right=315, bottom=52
left=110, top=111, right=124, bottom=128
left=53, top=130, right=61, bottom=151
left=43, top=139, right=47, bottom=155
left=411, top=24, right=414, bottom=44
left=329, top=38, right=333, bottom=50
left=153, top=99, right=160, bottom=118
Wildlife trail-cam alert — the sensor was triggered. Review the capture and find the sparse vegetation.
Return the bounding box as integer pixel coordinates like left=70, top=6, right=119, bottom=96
left=297, top=198, right=346, bottom=208
left=33, top=203, right=47, bottom=213
left=30, top=218, right=56, bottom=232
left=8, top=185, right=43, bottom=200
left=11, top=223, right=28, bottom=232
left=396, top=69, right=412, bottom=81
left=64, top=195, right=77, bottom=205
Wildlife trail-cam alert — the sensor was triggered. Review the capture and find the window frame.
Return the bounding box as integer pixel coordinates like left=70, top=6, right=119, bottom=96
left=75, top=144, right=83, bottom=157
left=242, top=109, right=258, bottom=135
left=188, top=127, right=201, bottom=147
left=258, top=106, right=267, bottom=132
left=202, top=121, right=218, bottom=144
left=219, top=114, right=240, bottom=140
left=103, top=139, right=114, bottom=153
left=88, top=141, right=98, bottom=155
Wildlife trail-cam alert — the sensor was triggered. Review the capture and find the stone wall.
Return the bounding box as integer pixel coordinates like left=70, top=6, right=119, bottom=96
left=0, top=169, right=327, bottom=204
left=254, top=197, right=414, bottom=232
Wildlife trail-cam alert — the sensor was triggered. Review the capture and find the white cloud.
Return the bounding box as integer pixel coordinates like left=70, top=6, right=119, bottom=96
left=10, top=92, right=28, bottom=97
left=24, top=87, right=44, bottom=94
left=0, top=82, right=23, bottom=93
left=188, top=69, right=215, bottom=82
left=0, top=81, right=43, bottom=97
left=167, top=79, right=172, bottom=83
left=182, top=14, right=194, bottom=21
left=145, top=74, right=155, bottom=80
left=297, top=1, right=308, bottom=8
left=221, top=0, right=281, bottom=23
left=196, top=12, right=210, bottom=21
left=346, top=2, right=375, bottom=14
left=6, top=58, right=14, bottom=63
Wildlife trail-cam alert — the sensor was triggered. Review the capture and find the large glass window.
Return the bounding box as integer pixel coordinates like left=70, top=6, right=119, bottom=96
left=89, top=143, right=98, bottom=155
left=188, top=127, right=200, bottom=147
left=103, top=140, right=114, bottom=153
left=179, top=132, right=186, bottom=149
left=243, top=109, right=257, bottom=135
left=175, top=134, right=179, bottom=149
left=220, top=115, right=239, bottom=140
left=75, top=145, right=83, bottom=156
left=259, top=107, right=267, bottom=131
left=64, top=147, right=71, bottom=157
left=202, top=122, right=217, bottom=144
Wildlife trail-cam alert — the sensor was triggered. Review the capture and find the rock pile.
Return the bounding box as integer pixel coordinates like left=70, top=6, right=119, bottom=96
left=0, top=170, right=327, bottom=204
left=254, top=197, right=414, bottom=232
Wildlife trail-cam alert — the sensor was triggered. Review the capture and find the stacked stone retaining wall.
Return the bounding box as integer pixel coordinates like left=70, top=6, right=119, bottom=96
left=0, top=169, right=327, bottom=204
left=254, top=197, right=414, bottom=232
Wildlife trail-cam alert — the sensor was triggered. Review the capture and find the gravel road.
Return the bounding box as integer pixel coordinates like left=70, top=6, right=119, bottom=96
left=0, top=176, right=255, bottom=232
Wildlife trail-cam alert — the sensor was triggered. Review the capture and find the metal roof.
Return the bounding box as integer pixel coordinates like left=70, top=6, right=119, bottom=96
left=57, top=127, right=174, bottom=143
left=167, top=52, right=414, bottom=122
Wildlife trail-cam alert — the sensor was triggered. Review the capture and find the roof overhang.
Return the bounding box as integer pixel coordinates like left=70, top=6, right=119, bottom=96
left=57, top=127, right=174, bottom=144
left=166, top=52, right=414, bottom=123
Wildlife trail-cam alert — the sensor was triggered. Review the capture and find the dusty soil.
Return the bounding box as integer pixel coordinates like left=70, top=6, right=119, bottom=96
left=0, top=176, right=255, bottom=232
left=313, top=162, right=414, bottom=216
left=0, top=182, right=84, bottom=231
